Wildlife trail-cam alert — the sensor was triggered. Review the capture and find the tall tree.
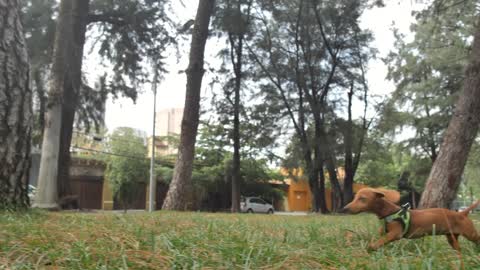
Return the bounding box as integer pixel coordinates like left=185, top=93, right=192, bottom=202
left=343, top=37, right=371, bottom=204
left=162, top=0, right=216, bottom=210
left=106, top=127, right=148, bottom=213
left=22, top=0, right=57, bottom=146
left=0, top=0, right=32, bottom=209
left=34, top=0, right=76, bottom=208
left=382, top=0, right=475, bottom=163
left=56, top=0, right=173, bottom=200
left=33, top=0, right=173, bottom=207
left=56, top=0, right=90, bottom=199
left=214, top=0, right=254, bottom=212
left=249, top=0, right=373, bottom=211
left=420, top=14, right=480, bottom=209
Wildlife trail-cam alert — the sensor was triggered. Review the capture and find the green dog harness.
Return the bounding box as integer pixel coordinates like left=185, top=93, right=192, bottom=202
left=382, top=203, right=411, bottom=237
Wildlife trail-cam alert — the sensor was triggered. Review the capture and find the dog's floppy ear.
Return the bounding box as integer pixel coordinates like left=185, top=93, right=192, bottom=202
left=371, top=189, right=385, bottom=198
left=375, top=188, right=400, bottom=203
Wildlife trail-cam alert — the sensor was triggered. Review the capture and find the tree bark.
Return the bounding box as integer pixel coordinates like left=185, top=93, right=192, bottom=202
left=162, top=0, right=215, bottom=211
left=318, top=165, right=328, bottom=213
left=343, top=86, right=354, bottom=204
left=419, top=17, right=480, bottom=209
left=230, top=34, right=242, bottom=213
left=312, top=116, right=328, bottom=213
left=35, top=0, right=76, bottom=209
left=57, top=0, right=89, bottom=199
left=320, top=126, right=343, bottom=211
left=0, top=0, right=32, bottom=209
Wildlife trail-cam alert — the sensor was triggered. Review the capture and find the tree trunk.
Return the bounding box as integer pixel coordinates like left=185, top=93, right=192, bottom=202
left=57, top=0, right=89, bottom=199
left=318, top=165, right=328, bottom=213
left=419, top=17, right=480, bottom=209
left=312, top=117, right=328, bottom=213
left=32, top=68, right=46, bottom=135
left=304, top=153, right=319, bottom=212
left=231, top=60, right=241, bottom=213
left=321, top=129, right=343, bottom=211
left=230, top=31, right=244, bottom=213
left=325, top=154, right=343, bottom=211
left=0, top=0, right=32, bottom=209
left=35, top=0, right=76, bottom=209
left=162, top=0, right=215, bottom=211
left=343, top=87, right=354, bottom=204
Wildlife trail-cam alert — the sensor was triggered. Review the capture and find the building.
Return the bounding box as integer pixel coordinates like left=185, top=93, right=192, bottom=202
left=155, top=108, right=183, bottom=137
left=148, top=108, right=183, bottom=157
left=147, top=135, right=178, bottom=158
left=275, top=167, right=370, bottom=212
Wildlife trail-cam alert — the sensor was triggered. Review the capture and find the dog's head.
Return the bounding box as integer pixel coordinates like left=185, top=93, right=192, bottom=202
left=342, top=188, right=400, bottom=214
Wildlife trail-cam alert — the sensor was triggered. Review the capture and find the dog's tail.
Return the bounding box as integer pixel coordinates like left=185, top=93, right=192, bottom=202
left=460, top=200, right=480, bottom=216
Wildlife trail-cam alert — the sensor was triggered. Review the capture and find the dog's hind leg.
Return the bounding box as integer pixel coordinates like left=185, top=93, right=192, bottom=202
left=446, top=234, right=460, bottom=251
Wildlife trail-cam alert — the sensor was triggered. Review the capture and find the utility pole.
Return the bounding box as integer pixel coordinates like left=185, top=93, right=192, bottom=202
left=148, top=65, right=158, bottom=212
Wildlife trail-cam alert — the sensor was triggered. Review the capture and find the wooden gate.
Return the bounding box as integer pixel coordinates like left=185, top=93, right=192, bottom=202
left=70, top=176, right=103, bottom=209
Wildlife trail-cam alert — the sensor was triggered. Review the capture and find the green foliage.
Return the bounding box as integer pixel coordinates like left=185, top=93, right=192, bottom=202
left=354, top=133, right=433, bottom=191
left=105, top=127, right=149, bottom=211
left=381, top=0, right=477, bottom=161
left=191, top=155, right=284, bottom=207
left=155, top=166, right=174, bottom=184
left=462, top=141, right=480, bottom=200
left=90, top=0, right=176, bottom=90
left=21, top=0, right=56, bottom=68
left=21, top=0, right=175, bottom=141
left=189, top=126, right=285, bottom=208
left=21, top=0, right=57, bottom=145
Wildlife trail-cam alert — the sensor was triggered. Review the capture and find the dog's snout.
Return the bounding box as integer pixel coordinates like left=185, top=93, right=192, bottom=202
left=340, top=206, right=350, bottom=213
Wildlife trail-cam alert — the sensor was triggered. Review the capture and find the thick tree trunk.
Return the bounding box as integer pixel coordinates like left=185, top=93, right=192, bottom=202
left=318, top=165, right=328, bottom=213
left=312, top=118, right=328, bottom=213
left=57, top=0, right=89, bottom=199
left=0, top=0, right=32, bottom=209
left=304, top=145, right=328, bottom=213
left=304, top=153, right=320, bottom=212
left=318, top=123, right=343, bottom=211
left=162, top=0, right=215, bottom=211
left=325, top=154, right=343, bottom=211
left=35, top=0, right=76, bottom=209
left=419, top=17, right=480, bottom=209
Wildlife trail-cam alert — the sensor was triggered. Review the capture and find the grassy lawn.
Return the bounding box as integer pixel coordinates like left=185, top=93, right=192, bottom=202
left=1, top=211, right=479, bottom=269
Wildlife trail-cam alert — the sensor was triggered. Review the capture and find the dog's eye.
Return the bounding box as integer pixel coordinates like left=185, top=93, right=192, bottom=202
left=359, top=197, right=367, bottom=202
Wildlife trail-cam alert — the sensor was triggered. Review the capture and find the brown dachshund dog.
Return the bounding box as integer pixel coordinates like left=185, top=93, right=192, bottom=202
left=342, top=188, right=480, bottom=251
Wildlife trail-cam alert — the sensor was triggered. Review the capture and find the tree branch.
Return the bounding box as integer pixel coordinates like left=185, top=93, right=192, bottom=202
left=87, top=12, right=127, bottom=26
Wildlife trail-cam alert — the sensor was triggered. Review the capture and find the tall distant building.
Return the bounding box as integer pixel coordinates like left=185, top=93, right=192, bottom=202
left=148, top=108, right=184, bottom=158
left=155, top=108, right=183, bottom=136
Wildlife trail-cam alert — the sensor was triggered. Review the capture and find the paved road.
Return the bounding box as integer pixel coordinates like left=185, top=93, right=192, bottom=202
left=274, top=211, right=308, bottom=216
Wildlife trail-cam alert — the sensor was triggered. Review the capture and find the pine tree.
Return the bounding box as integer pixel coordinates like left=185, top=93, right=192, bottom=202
left=0, top=0, right=33, bottom=209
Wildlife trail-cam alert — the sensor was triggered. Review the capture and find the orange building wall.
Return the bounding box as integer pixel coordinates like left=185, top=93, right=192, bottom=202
left=281, top=167, right=369, bottom=212
left=325, top=183, right=368, bottom=211
left=287, top=179, right=312, bottom=211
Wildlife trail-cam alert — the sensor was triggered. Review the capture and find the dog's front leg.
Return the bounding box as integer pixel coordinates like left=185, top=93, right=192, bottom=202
left=378, top=226, right=385, bottom=236
left=368, top=231, right=402, bottom=251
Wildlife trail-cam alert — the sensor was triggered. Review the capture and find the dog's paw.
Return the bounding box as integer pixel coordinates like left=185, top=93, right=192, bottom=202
left=367, top=242, right=378, bottom=252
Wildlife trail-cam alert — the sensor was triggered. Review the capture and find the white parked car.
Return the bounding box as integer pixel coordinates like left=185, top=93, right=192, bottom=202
left=241, top=197, right=274, bottom=214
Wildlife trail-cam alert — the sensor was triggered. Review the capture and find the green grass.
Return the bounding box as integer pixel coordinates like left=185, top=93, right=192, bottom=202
left=1, top=211, right=479, bottom=269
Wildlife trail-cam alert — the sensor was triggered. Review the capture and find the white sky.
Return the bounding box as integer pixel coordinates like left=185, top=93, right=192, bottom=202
left=95, top=0, right=427, bottom=137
